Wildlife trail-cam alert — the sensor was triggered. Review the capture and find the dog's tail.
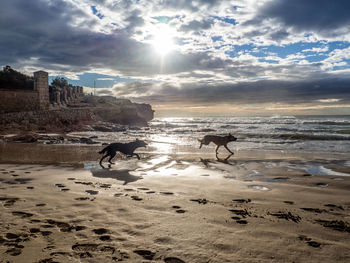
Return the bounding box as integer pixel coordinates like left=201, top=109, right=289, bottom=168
left=98, top=145, right=109, bottom=154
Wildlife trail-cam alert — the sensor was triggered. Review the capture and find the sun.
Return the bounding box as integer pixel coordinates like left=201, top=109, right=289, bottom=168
left=152, top=24, right=174, bottom=55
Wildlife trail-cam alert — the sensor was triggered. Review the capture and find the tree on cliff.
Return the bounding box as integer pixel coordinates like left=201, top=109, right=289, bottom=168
left=0, top=65, right=34, bottom=90
left=51, top=77, right=68, bottom=90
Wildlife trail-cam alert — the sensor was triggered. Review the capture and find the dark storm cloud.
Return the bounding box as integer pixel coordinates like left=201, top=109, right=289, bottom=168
left=255, top=0, right=350, bottom=36
left=114, top=77, right=350, bottom=105
left=0, top=0, right=230, bottom=76
left=0, top=0, right=91, bottom=64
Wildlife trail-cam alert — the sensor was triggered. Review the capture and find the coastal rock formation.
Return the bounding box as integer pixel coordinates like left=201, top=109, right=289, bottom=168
left=84, top=96, right=154, bottom=126
left=0, top=96, right=154, bottom=132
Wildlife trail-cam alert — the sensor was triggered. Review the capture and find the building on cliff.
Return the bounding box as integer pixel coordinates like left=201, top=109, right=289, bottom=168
left=0, top=70, right=83, bottom=113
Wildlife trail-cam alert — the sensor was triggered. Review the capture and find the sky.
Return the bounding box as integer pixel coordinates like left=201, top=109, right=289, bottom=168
left=1, top=0, right=350, bottom=116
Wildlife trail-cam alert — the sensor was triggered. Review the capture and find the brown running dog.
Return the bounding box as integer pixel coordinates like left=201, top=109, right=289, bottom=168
left=198, top=133, right=237, bottom=155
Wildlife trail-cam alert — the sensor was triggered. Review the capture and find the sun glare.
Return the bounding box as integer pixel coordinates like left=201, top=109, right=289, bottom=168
left=152, top=24, right=174, bottom=55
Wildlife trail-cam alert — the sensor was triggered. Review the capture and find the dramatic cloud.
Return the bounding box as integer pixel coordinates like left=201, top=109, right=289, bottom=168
left=258, top=0, right=350, bottom=36
left=1, top=0, right=350, bottom=115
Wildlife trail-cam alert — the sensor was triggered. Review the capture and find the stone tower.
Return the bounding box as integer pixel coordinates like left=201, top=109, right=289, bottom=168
left=34, top=70, right=50, bottom=110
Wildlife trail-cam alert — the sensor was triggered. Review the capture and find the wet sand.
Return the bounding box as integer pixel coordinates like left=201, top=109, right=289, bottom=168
left=1, top=143, right=350, bottom=262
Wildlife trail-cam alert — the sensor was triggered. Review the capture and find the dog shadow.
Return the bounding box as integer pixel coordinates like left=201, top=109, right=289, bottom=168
left=200, top=153, right=234, bottom=167
left=91, top=166, right=143, bottom=185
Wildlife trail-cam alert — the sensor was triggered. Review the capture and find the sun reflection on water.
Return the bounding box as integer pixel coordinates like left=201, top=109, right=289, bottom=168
left=148, top=134, right=182, bottom=154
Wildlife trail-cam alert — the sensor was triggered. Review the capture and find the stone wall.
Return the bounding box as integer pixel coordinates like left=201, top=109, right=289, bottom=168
left=51, top=86, right=84, bottom=106
left=0, top=70, right=84, bottom=113
left=34, top=71, right=50, bottom=110
left=0, top=90, right=39, bottom=113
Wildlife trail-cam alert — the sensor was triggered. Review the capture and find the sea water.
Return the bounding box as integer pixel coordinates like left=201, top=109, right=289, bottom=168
left=71, top=115, right=350, bottom=156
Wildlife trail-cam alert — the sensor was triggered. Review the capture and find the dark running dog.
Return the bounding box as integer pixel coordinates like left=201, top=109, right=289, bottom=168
left=199, top=133, right=237, bottom=155
left=99, top=139, right=147, bottom=165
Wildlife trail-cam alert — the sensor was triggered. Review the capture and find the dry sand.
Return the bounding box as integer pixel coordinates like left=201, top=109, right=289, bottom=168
left=1, top=143, right=350, bottom=262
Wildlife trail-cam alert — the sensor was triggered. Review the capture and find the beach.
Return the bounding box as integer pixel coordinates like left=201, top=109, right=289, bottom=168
left=1, top=141, right=350, bottom=263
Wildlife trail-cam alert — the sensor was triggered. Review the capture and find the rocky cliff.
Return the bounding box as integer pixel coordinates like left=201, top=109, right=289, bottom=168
left=83, top=96, right=154, bottom=126
left=0, top=95, right=154, bottom=133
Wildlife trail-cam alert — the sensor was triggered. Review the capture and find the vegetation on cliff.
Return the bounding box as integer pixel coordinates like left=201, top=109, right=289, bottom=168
left=0, top=66, right=34, bottom=90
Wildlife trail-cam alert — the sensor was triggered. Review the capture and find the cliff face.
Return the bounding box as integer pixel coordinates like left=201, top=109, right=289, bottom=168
left=84, top=96, right=154, bottom=126
left=0, top=95, right=154, bottom=133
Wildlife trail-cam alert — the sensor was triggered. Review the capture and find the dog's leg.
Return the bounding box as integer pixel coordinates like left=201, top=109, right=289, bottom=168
left=224, top=145, right=234, bottom=154
left=99, top=154, right=109, bottom=165
left=133, top=153, right=141, bottom=160
left=108, top=152, right=116, bottom=164
left=198, top=139, right=203, bottom=149
left=215, top=145, right=221, bottom=154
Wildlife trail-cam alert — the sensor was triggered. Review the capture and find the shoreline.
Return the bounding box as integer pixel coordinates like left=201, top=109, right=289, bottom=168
left=1, top=141, right=350, bottom=165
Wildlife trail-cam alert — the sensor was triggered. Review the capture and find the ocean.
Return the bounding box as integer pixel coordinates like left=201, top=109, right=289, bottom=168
left=72, top=115, right=350, bottom=156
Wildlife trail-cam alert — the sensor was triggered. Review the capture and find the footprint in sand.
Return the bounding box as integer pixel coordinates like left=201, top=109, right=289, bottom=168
left=229, top=209, right=250, bottom=218
left=92, top=228, right=109, bottom=235
left=233, top=199, right=251, bottom=203
left=134, top=249, right=155, bottom=260
left=164, top=257, right=186, bottom=263
left=40, top=231, right=53, bottom=236
left=99, top=235, right=111, bottom=241
left=36, top=203, right=46, bottom=207
left=85, top=190, right=99, bottom=195
left=26, top=186, right=34, bottom=189
left=14, top=178, right=33, bottom=184
left=137, top=187, right=150, bottom=191
left=5, top=247, right=22, bottom=256
left=324, top=204, right=344, bottom=210
left=307, top=241, right=321, bottom=247
left=99, top=184, right=111, bottom=189
left=12, top=211, right=34, bottom=218
left=298, top=235, right=321, bottom=248
left=29, top=228, right=41, bottom=233
left=236, top=219, right=248, bottom=224
left=175, top=209, right=186, bottom=214
left=61, top=188, right=70, bottom=192
left=46, top=219, right=75, bottom=232
left=160, top=192, right=174, bottom=195
left=316, top=183, right=328, bottom=188
left=131, top=196, right=143, bottom=201
left=75, top=197, right=90, bottom=201
left=55, top=183, right=66, bottom=188
left=146, top=191, right=156, bottom=194
left=72, top=243, right=98, bottom=252
left=6, top=233, right=20, bottom=239
left=283, top=201, right=294, bottom=205
left=190, top=198, right=208, bottom=204
left=75, top=226, right=87, bottom=231
left=0, top=197, right=19, bottom=207
left=303, top=173, right=312, bottom=177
